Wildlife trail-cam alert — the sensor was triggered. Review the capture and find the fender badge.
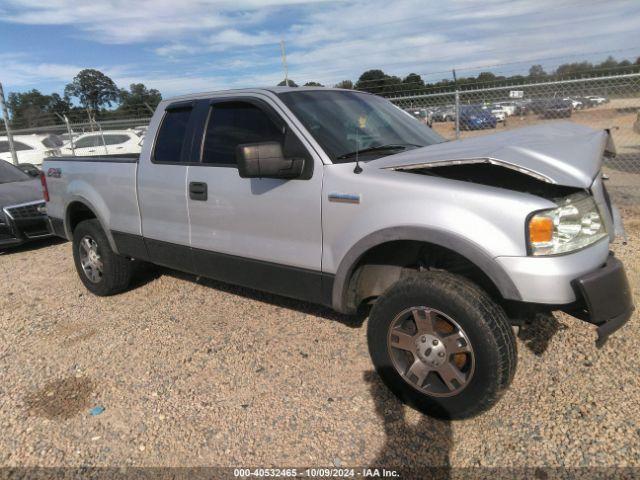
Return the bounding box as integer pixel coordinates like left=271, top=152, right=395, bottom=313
left=47, top=168, right=61, bottom=178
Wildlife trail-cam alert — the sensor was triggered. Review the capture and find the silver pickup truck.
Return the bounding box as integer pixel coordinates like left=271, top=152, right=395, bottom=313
left=42, top=87, right=634, bottom=419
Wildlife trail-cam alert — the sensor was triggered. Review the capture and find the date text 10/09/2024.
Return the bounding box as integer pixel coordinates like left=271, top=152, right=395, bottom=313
left=233, top=468, right=400, bottom=478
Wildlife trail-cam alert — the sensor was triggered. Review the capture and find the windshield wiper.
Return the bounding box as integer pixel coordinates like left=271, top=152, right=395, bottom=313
left=336, top=143, right=421, bottom=160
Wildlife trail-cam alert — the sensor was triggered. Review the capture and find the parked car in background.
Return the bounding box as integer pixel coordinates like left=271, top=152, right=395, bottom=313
left=59, top=131, right=79, bottom=144
left=61, top=130, right=143, bottom=156
left=488, top=105, right=507, bottom=123
left=0, top=160, right=51, bottom=249
left=584, top=95, right=608, bottom=105
left=514, top=100, right=532, bottom=116
left=0, top=134, right=62, bottom=166
left=15, top=163, right=42, bottom=178
left=459, top=105, right=497, bottom=130
left=432, top=106, right=456, bottom=122
left=133, top=126, right=148, bottom=136
left=564, top=97, right=584, bottom=110
left=43, top=87, right=633, bottom=419
left=529, top=98, right=551, bottom=114
left=495, top=102, right=516, bottom=116
left=543, top=99, right=572, bottom=118
left=406, top=108, right=433, bottom=127
left=574, top=96, right=596, bottom=108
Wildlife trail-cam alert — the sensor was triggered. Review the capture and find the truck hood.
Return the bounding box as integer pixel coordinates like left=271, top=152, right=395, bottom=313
left=372, top=122, right=613, bottom=188
left=0, top=179, right=42, bottom=209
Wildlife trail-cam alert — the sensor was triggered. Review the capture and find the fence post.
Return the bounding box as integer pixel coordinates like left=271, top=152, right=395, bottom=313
left=454, top=90, right=460, bottom=140
left=0, top=82, right=19, bottom=165
left=96, top=122, right=108, bottom=155
left=64, top=115, right=76, bottom=156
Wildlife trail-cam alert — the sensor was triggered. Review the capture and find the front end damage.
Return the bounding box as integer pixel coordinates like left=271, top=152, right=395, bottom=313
left=376, top=124, right=634, bottom=346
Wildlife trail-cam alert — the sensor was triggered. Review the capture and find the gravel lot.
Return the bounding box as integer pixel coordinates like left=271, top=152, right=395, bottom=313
left=1, top=207, right=638, bottom=473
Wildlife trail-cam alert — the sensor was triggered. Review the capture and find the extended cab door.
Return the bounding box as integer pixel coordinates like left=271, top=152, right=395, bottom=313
left=137, top=101, right=196, bottom=269
left=185, top=95, right=326, bottom=304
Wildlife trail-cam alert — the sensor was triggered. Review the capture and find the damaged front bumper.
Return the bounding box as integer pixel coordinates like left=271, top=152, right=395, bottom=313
left=572, top=253, right=635, bottom=348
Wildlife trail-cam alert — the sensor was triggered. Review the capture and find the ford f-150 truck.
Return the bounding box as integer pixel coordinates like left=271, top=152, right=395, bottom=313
left=42, top=87, right=634, bottom=419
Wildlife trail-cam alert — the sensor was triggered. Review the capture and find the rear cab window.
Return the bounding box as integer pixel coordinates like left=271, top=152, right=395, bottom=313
left=153, top=105, right=193, bottom=164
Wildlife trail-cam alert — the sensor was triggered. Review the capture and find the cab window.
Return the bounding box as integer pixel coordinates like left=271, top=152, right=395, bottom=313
left=201, top=101, right=284, bottom=165
left=154, top=107, right=193, bottom=163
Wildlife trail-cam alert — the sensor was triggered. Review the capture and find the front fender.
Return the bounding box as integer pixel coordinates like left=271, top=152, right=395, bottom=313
left=331, top=226, right=522, bottom=314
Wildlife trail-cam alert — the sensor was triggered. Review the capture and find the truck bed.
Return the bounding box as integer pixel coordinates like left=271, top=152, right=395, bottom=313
left=43, top=155, right=141, bottom=238
left=49, top=154, right=139, bottom=162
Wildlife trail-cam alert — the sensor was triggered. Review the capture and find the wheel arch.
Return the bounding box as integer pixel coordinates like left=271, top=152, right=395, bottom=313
left=331, top=226, right=522, bottom=314
left=64, top=197, right=118, bottom=252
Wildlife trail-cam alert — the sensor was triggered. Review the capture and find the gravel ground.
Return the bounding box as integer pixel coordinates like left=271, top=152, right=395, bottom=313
left=0, top=208, right=638, bottom=472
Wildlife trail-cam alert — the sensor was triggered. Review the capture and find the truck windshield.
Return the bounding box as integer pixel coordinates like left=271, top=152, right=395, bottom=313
left=278, top=90, right=444, bottom=163
left=0, top=160, right=29, bottom=184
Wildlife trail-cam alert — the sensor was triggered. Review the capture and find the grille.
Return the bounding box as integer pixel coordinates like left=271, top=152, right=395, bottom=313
left=4, top=202, right=45, bottom=220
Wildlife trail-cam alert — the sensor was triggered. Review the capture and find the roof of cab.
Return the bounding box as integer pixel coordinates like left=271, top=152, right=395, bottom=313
left=161, top=86, right=362, bottom=104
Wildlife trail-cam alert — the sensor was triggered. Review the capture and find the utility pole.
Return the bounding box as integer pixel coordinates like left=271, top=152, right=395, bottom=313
left=0, top=82, right=19, bottom=165
left=280, top=39, right=290, bottom=87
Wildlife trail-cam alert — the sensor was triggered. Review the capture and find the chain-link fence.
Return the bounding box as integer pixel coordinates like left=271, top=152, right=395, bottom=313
left=388, top=73, right=640, bottom=207
left=0, top=104, right=151, bottom=171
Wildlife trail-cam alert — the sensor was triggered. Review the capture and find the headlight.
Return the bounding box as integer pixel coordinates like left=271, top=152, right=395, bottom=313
left=528, top=192, right=607, bottom=256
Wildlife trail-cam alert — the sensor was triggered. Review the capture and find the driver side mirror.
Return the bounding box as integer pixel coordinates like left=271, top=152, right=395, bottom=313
left=236, top=142, right=304, bottom=179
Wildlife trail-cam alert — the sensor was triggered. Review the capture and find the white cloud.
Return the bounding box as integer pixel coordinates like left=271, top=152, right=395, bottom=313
left=0, top=0, right=330, bottom=43
left=1, top=0, right=638, bottom=95
left=0, top=57, right=82, bottom=87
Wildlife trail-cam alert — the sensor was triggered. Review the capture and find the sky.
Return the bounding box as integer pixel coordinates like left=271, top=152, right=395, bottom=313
left=0, top=0, right=639, bottom=98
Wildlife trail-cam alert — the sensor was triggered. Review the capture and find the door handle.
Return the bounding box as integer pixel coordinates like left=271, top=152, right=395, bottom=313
left=189, top=181, right=208, bottom=201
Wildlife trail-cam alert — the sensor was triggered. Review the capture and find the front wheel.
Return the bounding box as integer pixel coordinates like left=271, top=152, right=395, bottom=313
left=72, top=219, right=134, bottom=296
left=367, top=272, right=517, bottom=419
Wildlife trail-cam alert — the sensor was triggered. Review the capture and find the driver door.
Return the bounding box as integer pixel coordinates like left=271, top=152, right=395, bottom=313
left=185, top=95, right=325, bottom=303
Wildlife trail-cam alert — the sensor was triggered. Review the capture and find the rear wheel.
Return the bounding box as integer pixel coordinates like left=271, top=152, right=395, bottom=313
left=367, top=272, right=517, bottom=419
left=72, top=219, right=133, bottom=296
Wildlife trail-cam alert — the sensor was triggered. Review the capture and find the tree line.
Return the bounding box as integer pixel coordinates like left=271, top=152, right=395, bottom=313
left=6, top=54, right=638, bottom=130
left=7, top=69, right=162, bottom=129
left=285, top=55, right=640, bottom=95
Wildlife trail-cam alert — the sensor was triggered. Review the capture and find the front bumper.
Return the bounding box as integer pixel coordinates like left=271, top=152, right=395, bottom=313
left=573, top=253, right=635, bottom=347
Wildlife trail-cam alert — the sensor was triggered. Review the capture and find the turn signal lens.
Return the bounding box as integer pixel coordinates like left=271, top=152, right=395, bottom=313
left=529, top=215, right=553, bottom=244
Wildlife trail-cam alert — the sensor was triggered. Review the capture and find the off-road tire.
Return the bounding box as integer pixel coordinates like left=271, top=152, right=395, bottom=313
left=367, top=271, right=517, bottom=419
left=72, top=219, right=133, bottom=296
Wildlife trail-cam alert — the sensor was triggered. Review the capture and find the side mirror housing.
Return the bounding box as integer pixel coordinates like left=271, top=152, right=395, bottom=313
left=236, top=142, right=304, bottom=179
